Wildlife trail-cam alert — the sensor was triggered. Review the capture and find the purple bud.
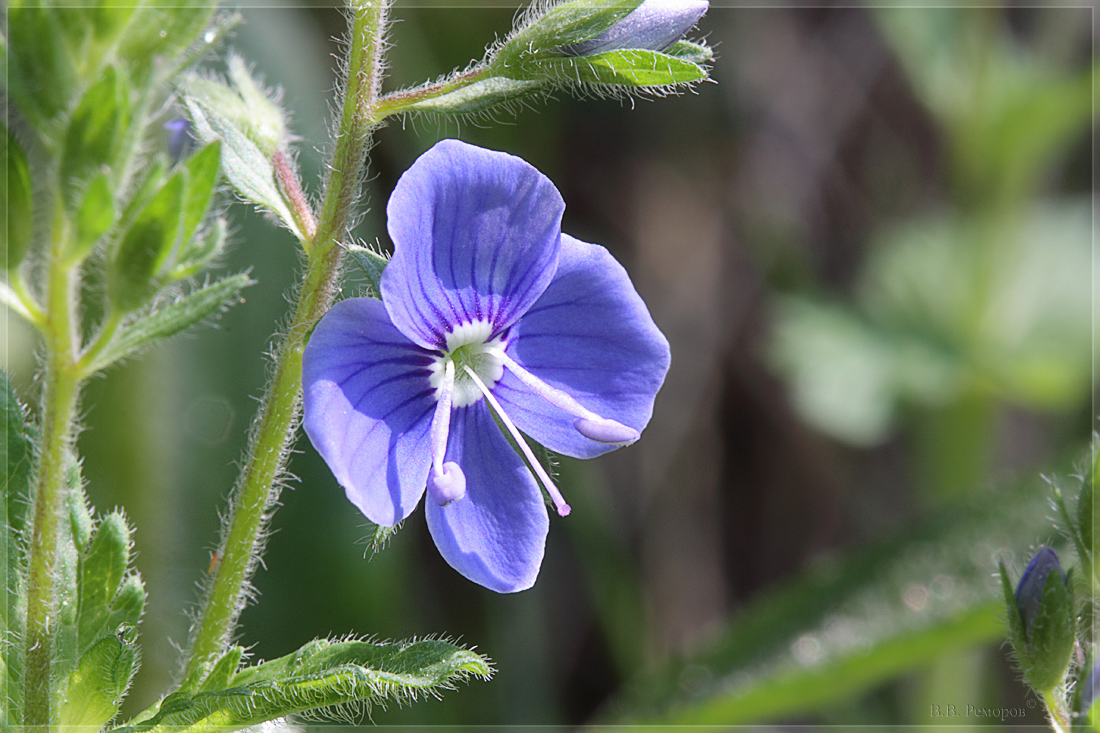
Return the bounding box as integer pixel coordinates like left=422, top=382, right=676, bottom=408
left=164, top=119, right=194, bottom=163
left=574, top=416, right=640, bottom=444
left=565, top=0, right=709, bottom=57
left=1015, top=547, right=1065, bottom=633
left=427, top=461, right=466, bottom=506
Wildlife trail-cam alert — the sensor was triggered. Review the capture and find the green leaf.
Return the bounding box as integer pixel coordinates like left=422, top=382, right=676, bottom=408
left=1, top=371, right=34, bottom=729
left=184, top=99, right=302, bottom=240
left=173, top=217, right=228, bottom=280
left=70, top=173, right=116, bottom=263
left=999, top=561, right=1029, bottom=667
left=407, top=77, right=547, bottom=117
left=123, top=637, right=491, bottom=732
left=346, top=244, right=389, bottom=298
left=546, top=49, right=706, bottom=86
left=60, top=628, right=139, bottom=729
left=664, top=39, right=713, bottom=65
left=179, top=142, right=222, bottom=246
left=59, top=65, right=131, bottom=209
left=107, top=173, right=184, bottom=312
left=1, top=125, right=33, bottom=270
left=115, top=1, right=215, bottom=87
left=77, top=512, right=132, bottom=652
left=85, top=273, right=254, bottom=375
left=104, top=574, right=146, bottom=638
left=5, top=3, right=79, bottom=128
left=604, top=464, right=1069, bottom=726
left=197, top=647, right=245, bottom=693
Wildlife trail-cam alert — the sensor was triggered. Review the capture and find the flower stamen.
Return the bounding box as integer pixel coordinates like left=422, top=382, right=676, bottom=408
left=486, top=347, right=640, bottom=445
left=463, top=365, right=572, bottom=517
left=427, top=359, right=465, bottom=506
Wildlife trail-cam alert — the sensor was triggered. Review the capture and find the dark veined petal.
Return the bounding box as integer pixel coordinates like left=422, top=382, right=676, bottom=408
left=425, top=403, right=549, bottom=593
left=381, top=139, right=564, bottom=349
left=495, top=234, right=670, bottom=459
left=303, top=297, right=437, bottom=527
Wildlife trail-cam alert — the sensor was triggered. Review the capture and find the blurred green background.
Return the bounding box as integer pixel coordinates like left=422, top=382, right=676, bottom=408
left=3, top=2, right=1094, bottom=729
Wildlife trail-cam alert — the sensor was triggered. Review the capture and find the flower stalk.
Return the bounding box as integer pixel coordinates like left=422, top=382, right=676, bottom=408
left=182, top=0, right=392, bottom=682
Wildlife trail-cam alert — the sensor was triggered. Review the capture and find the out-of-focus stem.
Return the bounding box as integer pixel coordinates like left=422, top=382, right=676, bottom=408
left=181, top=0, right=391, bottom=683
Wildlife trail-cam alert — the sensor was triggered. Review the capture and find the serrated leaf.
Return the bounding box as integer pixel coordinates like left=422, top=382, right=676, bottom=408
left=85, top=273, right=253, bottom=375
left=59, top=65, right=131, bottom=209
left=185, top=99, right=302, bottom=240
left=346, top=245, right=388, bottom=298
left=105, top=574, right=146, bottom=636
left=60, top=628, right=139, bottom=729
left=123, top=638, right=490, bottom=732
left=180, top=142, right=222, bottom=246
left=71, top=173, right=116, bottom=263
left=407, top=77, right=547, bottom=117
left=108, top=173, right=185, bottom=311
left=1, top=371, right=34, bottom=729
left=77, top=513, right=132, bottom=651
left=1, top=125, right=33, bottom=270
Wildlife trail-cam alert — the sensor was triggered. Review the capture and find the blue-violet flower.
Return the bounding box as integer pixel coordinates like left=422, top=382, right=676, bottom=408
left=303, top=139, right=670, bottom=593
left=1015, top=546, right=1065, bottom=635
left=564, top=0, right=709, bottom=57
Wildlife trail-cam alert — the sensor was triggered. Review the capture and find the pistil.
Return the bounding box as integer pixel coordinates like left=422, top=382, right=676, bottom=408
left=427, top=359, right=465, bottom=505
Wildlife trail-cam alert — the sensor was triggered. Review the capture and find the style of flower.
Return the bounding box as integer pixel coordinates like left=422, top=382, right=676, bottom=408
left=564, top=0, right=709, bottom=57
left=303, top=139, right=670, bottom=593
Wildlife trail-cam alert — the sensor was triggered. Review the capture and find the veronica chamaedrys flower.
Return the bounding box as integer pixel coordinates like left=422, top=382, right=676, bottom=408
left=303, top=140, right=670, bottom=593
left=1015, top=546, right=1066, bottom=634
left=564, top=0, right=709, bottom=57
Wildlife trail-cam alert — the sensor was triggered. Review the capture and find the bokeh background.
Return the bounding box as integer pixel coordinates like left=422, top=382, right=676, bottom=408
left=4, top=2, right=1095, bottom=728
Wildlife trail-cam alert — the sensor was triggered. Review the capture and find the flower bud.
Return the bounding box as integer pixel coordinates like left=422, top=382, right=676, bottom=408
left=563, top=0, right=709, bottom=56
left=1010, top=547, right=1075, bottom=693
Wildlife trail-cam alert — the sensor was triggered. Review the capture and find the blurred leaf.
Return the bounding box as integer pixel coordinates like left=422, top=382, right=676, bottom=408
left=184, top=99, right=303, bottom=240
left=59, top=65, right=132, bottom=209
left=86, top=273, right=254, bottom=375
left=108, top=172, right=184, bottom=311
left=406, top=77, right=547, bottom=117
left=115, top=1, right=215, bottom=87
left=173, top=217, right=228, bottom=280
left=180, top=142, right=222, bottom=246
left=71, top=173, right=117, bottom=263
left=121, top=638, right=491, bottom=732
left=1, top=125, right=33, bottom=270
left=4, top=3, right=79, bottom=129
left=604, top=463, right=1068, bottom=726
left=1, top=371, right=34, bottom=728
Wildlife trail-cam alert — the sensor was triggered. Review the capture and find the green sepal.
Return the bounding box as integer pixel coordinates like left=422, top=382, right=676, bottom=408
left=406, top=77, right=547, bottom=117
left=59, top=627, right=139, bottom=729
left=179, top=142, right=223, bottom=248
left=59, top=65, right=132, bottom=210
left=77, top=512, right=133, bottom=651
left=665, top=39, right=714, bottom=65
left=121, top=638, right=491, bottom=732
left=1077, top=463, right=1095, bottom=567
left=534, top=48, right=706, bottom=87
left=107, top=173, right=185, bottom=312
left=105, top=574, right=146, bottom=637
left=84, top=273, right=253, bottom=375
left=346, top=244, right=389, bottom=298
left=495, top=0, right=642, bottom=69
left=1023, top=567, right=1075, bottom=693
left=1, top=371, right=34, bottom=729
left=184, top=98, right=303, bottom=240
left=70, top=173, right=117, bottom=264
left=1, top=125, right=33, bottom=271
left=999, top=560, right=1031, bottom=667
left=172, top=217, right=228, bottom=281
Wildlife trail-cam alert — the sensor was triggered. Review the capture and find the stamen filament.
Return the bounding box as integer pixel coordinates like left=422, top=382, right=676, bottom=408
left=463, top=365, right=572, bottom=517
left=430, top=359, right=456, bottom=471
left=487, top=347, right=640, bottom=445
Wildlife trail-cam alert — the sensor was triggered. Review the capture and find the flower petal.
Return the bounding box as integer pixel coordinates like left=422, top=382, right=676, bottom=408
left=425, top=402, right=549, bottom=593
left=303, top=297, right=436, bottom=526
left=495, top=234, right=670, bottom=459
left=381, top=139, right=564, bottom=349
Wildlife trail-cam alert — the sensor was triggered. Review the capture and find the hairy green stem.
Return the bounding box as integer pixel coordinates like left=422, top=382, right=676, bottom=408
left=374, top=64, right=491, bottom=119
left=182, top=0, right=391, bottom=683
left=22, top=225, right=81, bottom=726
left=1041, top=689, right=1070, bottom=733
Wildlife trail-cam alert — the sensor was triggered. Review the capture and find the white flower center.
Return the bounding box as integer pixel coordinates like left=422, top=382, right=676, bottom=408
left=429, top=320, right=506, bottom=408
